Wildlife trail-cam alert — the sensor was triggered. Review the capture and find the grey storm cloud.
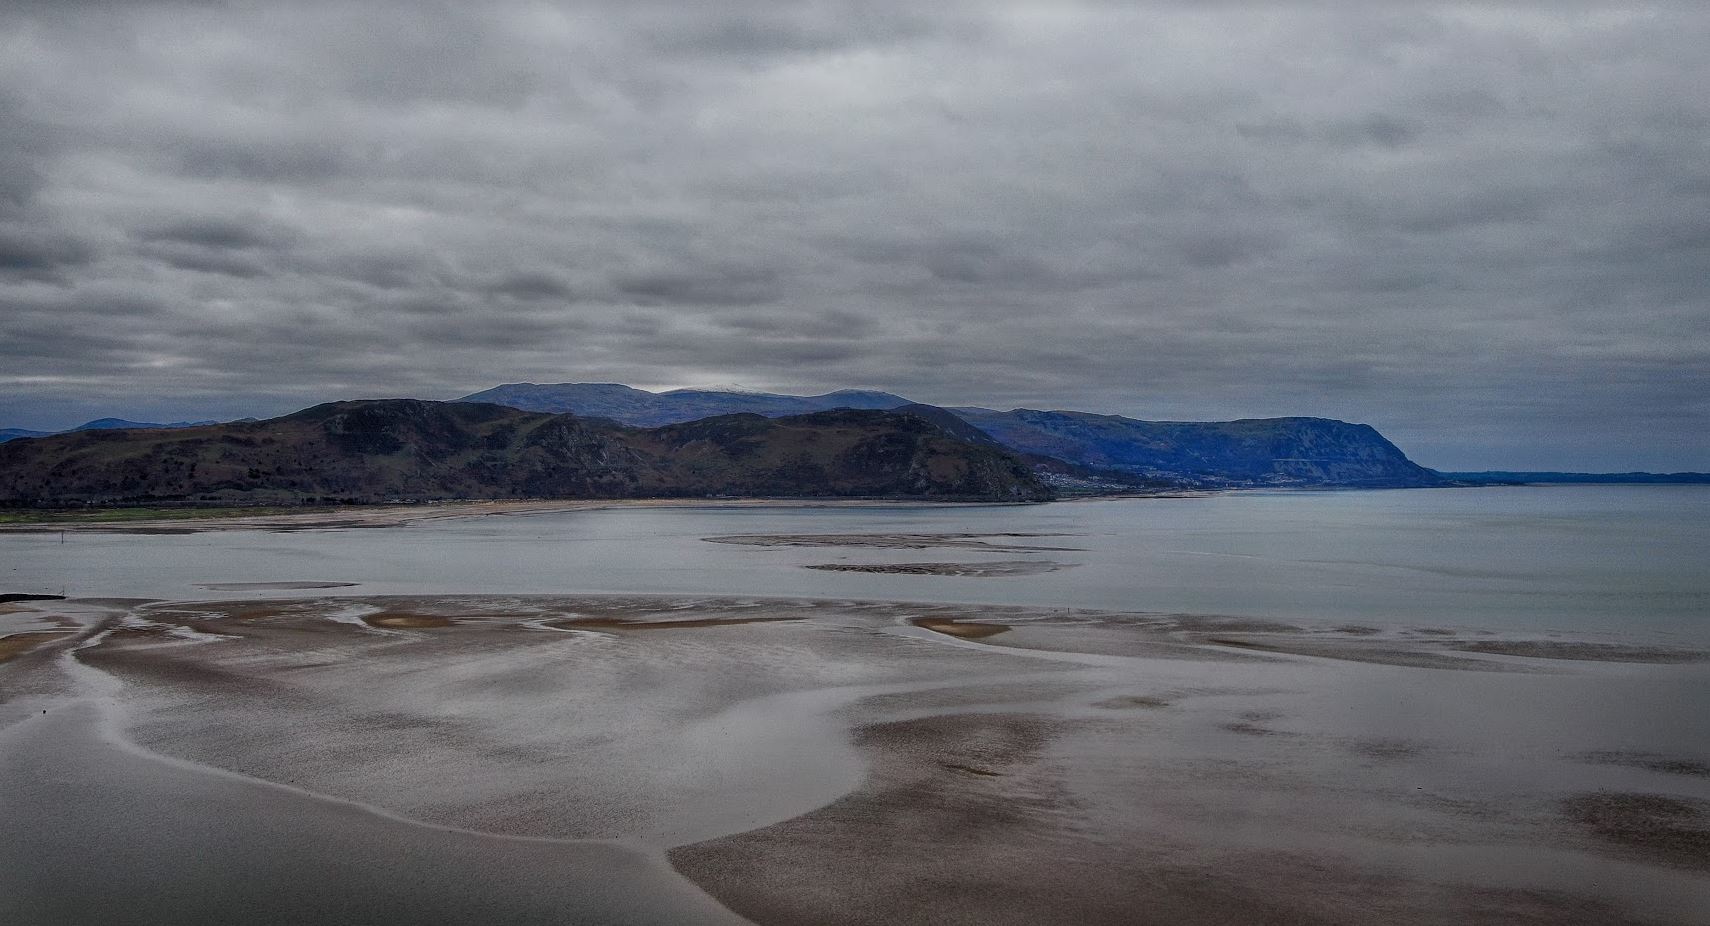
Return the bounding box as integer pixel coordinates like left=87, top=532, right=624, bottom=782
left=0, top=1, right=1707, bottom=470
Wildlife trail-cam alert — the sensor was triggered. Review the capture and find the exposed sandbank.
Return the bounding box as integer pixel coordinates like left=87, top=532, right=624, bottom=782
left=910, top=615, right=1012, bottom=638
left=5, top=592, right=1707, bottom=925
left=1451, top=640, right=1710, bottom=664
left=704, top=532, right=1083, bottom=552
left=805, top=560, right=1071, bottom=577
left=549, top=615, right=803, bottom=632
left=197, top=581, right=360, bottom=591
left=0, top=630, right=74, bottom=662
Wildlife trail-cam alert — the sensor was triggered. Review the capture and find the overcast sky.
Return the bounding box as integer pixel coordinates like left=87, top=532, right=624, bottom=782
left=1, top=3, right=1706, bottom=469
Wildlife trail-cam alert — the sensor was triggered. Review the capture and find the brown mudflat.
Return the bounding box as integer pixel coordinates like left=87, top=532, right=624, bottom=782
left=671, top=710, right=1689, bottom=926
left=911, top=616, right=1011, bottom=639
left=548, top=615, right=802, bottom=632
left=363, top=612, right=455, bottom=629
left=805, top=559, right=1070, bottom=577
left=1451, top=641, right=1710, bottom=664
left=1092, top=695, right=1172, bottom=710
left=198, top=581, right=360, bottom=591
left=0, top=630, right=74, bottom=662
left=1561, top=791, right=1710, bottom=871
left=705, top=532, right=1082, bottom=552
left=1202, top=635, right=1528, bottom=671
left=11, top=593, right=1708, bottom=926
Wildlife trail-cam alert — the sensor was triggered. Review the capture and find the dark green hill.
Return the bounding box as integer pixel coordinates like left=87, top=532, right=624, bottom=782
left=0, top=400, right=1051, bottom=506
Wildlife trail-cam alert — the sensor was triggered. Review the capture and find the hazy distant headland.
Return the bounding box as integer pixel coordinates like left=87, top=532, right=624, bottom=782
left=3, top=382, right=1699, bottom=510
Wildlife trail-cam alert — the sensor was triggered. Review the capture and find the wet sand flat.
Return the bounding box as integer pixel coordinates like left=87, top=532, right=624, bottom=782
left=0, top=705, right=748, bottom=926
left=804, top=560, right=1071, bottom=577
left=1450, top=640, right=1710, bottom=664
left=197, top=581, right=360, bottom=591
left=910, top=615, right=1013, bottom=638
left=704, top=532, right=1082, bottom=552
left=0, top=630, right=74, bottom=662
left=3, top=593, right=1708, bottom=924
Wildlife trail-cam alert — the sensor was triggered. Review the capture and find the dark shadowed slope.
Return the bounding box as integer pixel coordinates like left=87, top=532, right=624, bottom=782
left=0, top=400, right=1050, bottom=505
left=458, top=383, right=913, bottom=426
left=948, top=408, right=1449, bottom=488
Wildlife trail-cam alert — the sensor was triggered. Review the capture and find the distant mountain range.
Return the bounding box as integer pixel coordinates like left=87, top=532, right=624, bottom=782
left=0, top=400, right=1048, bottom=506
left=457, top=383, right=1448, bottom=489
left=4, top=383, right=1699, bottom=505
left=459, top=382, right=912, bottom=427
left=0, top=418, right=223, bottom=444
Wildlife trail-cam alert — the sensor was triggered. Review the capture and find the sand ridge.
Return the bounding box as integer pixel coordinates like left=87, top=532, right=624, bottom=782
left=804, top=560, right=1071, bottom=577
left=703, top=531, right=1084, bottom=552
left=0, top=630, right=75, bottom=662
left=6, top=592, right=1709, bottom=925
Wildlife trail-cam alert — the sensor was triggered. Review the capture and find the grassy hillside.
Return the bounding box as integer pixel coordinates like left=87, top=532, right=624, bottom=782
left=0, top=400, right=1051, bottom=506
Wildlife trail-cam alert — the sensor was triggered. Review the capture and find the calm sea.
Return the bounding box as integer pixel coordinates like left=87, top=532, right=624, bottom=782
left=3, top=485, right=1706, bottom=642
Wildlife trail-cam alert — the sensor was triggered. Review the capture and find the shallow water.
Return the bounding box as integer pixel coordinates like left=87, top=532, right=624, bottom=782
left=0, top=703, right=748, bottom=926
left=3, top=486, right=1706, bottom=641
left=2, top=485, right=1709, bottom=925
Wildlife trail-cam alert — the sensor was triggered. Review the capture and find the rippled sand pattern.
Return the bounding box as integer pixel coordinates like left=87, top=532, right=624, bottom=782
left=3, top=594, right=1708, bottom=925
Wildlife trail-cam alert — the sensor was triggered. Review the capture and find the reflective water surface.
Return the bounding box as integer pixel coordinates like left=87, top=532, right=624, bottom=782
left=4, top=486, right=1706, bottom=641
left=2, top=487, right=1709, bottom=924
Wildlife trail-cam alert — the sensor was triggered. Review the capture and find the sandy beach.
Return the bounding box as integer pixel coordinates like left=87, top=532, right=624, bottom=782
left=3, top=588, right=1707, bottom=925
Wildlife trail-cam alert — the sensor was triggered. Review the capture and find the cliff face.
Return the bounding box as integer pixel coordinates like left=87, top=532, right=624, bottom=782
left=0, top=401, right=1053, bottom=506
left=948, top=408, right=1449, bottom=488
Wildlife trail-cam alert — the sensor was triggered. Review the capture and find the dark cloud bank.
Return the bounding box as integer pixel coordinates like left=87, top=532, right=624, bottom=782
left=0, top=2, right=1705, bottom=470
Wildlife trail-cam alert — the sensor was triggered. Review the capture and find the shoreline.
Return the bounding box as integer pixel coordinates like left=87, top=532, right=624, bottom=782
left=6, top=482, right=1682, bottom=534
left=0, top=496, right=1043, bottom=534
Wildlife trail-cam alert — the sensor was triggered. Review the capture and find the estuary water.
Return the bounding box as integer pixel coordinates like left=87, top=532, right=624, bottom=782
left=3, top=484, right=1706, bottom=642
left=4, top=484, right=1710, bottom=925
